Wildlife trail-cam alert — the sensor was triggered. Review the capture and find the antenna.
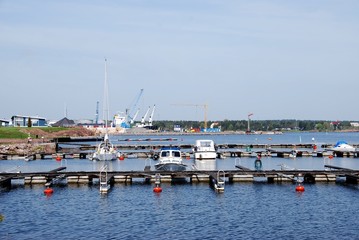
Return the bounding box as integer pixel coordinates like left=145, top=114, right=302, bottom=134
left=64, top=102, right=68, bottom=118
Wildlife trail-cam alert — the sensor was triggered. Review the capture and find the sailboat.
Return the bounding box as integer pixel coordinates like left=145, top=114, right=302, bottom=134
left=91, top=59, right=119, bottom=161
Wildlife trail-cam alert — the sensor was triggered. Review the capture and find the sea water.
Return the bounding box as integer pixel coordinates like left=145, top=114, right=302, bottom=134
left=1, top=132, right=359, bottom=240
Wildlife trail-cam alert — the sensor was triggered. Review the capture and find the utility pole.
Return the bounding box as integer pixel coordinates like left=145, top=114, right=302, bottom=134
left=95, top=101, right=99, bottom=124
left=247, top=113, right=253, bottom=133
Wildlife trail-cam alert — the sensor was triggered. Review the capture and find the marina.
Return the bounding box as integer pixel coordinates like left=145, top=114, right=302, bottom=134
left=1, top=132, right=359, bottom=240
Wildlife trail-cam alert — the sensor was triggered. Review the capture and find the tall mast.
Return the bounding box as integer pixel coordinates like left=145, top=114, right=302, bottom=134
left=103, top=59, right=110, bottom=128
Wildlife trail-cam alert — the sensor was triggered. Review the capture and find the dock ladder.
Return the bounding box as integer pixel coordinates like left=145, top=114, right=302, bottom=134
left=211, top=170, right=225, bottom=192
left=99, top=164, right=110, bottom=193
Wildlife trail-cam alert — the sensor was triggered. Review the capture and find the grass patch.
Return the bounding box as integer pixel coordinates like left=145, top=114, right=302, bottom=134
left=0, top=127, right=67, bottom=139
left=0, top=127, right=29, bottom=139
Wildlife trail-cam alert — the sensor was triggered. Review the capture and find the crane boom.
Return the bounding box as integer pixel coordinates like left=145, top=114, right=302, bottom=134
left=128, top=89, right=144, bottom=122
left=141, top=106, right=151, bottom=124
left=148, top=104, right=156, bottom=126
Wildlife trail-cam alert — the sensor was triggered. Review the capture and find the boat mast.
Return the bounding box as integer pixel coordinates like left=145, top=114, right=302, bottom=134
left=103, top=59, right=110, bottom=129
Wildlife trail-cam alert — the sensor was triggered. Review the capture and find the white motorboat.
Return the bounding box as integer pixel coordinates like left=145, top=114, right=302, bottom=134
left=327, top=141, right=356, bottom=152
left=154, top=147, right=187, bottom=171
left=193, top=139, right=217, bottom=160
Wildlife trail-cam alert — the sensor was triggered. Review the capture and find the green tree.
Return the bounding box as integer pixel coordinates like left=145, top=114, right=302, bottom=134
left=27, top=117, right=32, bottom=128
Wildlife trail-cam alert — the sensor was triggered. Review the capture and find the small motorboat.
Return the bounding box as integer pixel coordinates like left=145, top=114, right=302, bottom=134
left=193, top=139, right=217, bottom=160
left=327, top=141, right=356, bottom=152
left=154, top=147, right=187, bottom=171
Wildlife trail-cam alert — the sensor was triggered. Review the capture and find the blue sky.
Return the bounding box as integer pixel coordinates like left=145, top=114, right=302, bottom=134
left=1, top=0, right=358, bottom=122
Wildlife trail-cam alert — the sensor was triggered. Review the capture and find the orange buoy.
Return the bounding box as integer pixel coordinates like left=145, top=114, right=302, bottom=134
left=44, top=188, right=54, bottom=194
left=295, top=185, right=305, bottom=192
left=153, top=186, right=162, bottom=193
left=119, top=155, right=125, bottom=160
left=55, top=156, right=62, bottom=161
left=328, top=155, right=334, bottom=159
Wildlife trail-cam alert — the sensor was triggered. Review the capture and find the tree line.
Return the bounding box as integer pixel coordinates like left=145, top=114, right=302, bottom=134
left=153, top=119, right=357, bottom=132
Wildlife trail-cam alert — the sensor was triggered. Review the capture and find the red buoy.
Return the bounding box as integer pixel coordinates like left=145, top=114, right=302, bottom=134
left=329, top=155, right=334, bottom=159
left=295, top=185, right=305, bottom=192
left=153, top=186, right=162, bottom=193
left=119, top=155, right=125, bottom=160
left=55, top=156, right=62, bottom=161
left=44, top=188, right=54, bottom=194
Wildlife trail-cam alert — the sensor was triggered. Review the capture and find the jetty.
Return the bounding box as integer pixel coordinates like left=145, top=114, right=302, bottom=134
left=2, top=141, right=358, bottom=160
left=1, top=165, right=359, bottom=190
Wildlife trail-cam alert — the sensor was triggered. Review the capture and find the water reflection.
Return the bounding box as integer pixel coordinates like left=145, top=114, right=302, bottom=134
left=194, top=159, right=217, bottom=170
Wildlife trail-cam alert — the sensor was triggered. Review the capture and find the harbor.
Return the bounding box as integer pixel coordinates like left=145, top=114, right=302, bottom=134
left=1, top=132, right=359, bottom=240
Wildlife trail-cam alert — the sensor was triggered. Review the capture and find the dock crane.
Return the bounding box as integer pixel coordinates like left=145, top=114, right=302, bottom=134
left=127, top=89, right=144, bottom=124
left=148, top=104, right=156, bottom=126
left=171, top=103, right=208, bottom=129
left=140, top=106, right=151, bottom=125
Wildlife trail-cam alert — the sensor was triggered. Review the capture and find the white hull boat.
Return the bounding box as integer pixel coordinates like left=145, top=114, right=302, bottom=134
left=327, top=141, right=356, bottom=152
left=91, top=133, right=119, bottom=161
left=155, top=147, right=187, bottom=171
left=193, top=140, right=217, bottom=160
left=91, top=59, right=119, bottom=161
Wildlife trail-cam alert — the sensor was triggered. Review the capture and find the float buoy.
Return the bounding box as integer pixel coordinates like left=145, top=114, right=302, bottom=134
left=328, top=155, right=334, bottom=159
left=119, top=155, right=125, bottom=160
left=153, top=186, right=162, bottom=193
left=44, top=188, right=54, bottom=194
left=55, top=156, right=62, bottom=161
left=295, top=185, right=305, bottom=192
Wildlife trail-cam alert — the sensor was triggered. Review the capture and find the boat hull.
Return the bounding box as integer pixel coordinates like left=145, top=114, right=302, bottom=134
left=194, top=151, right=217, bottom=160
left=92, top=152, right=118, bottom=161
left=155, top=163, right=186, bottom=171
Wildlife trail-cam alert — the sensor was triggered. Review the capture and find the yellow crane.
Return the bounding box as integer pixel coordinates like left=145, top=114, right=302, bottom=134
left=171, top=103, right=208, bottom=129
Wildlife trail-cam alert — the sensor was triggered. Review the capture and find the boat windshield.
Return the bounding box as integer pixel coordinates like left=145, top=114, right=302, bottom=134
left=200, top=141, right=212, bottom=147
left=161, top=150, right=181, bottom=158
left=173, top=151, right=181, bottom=157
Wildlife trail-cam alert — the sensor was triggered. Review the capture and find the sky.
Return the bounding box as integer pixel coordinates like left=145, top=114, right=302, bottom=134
left=1, top=0, right=358, bottom=122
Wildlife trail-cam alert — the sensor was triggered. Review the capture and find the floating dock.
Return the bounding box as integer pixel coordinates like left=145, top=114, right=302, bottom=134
left=1, top=165, right=358, bottom=190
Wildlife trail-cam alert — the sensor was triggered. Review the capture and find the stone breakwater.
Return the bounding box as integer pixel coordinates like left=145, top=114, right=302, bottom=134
left=0, top=142, right=56, bottom=157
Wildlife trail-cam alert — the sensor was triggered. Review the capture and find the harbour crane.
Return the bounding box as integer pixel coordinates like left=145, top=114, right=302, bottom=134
left=140, top=106, right=151, bottom=124
left=148, top=104, right=156, bottom=126
left=171, top=103, right=208, bottom=129
left=127, top=89, right=144, bottom=124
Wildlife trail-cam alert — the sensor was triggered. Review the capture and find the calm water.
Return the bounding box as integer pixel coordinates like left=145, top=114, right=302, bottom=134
left=1, top=132, right=359, bottom=240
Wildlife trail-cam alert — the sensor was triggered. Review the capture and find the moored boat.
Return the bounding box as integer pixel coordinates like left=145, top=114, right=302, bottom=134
left=155, top=147, right=187, bottom=171
left=327, top=141, right=356, bottom=152
left=193, top=139, right=217, bottom=160
left=90, top=59, right=119, bottom=161
left=91, top=133, right=119, bottom=161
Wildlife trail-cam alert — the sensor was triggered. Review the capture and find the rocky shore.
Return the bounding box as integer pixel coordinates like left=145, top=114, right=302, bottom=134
left=0, top=127, right=95, bottom=157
